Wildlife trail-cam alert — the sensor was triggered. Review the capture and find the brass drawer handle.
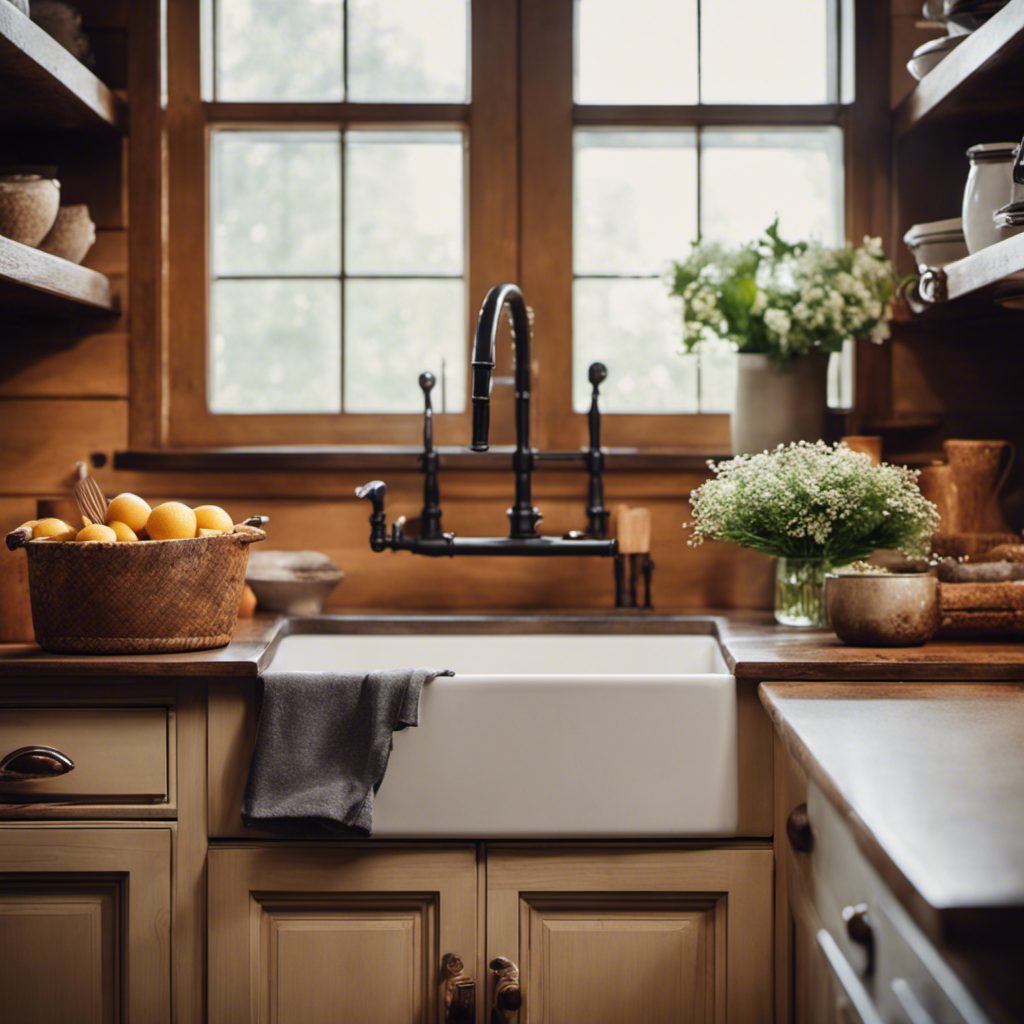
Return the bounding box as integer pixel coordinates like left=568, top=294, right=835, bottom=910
left=490, top=956, right=522, bottom=1019
left=786, top=802, right=814, bottom=852
left=441, top=952, right=474, bottom=1023
left=0, top=745, right=75, bottom=783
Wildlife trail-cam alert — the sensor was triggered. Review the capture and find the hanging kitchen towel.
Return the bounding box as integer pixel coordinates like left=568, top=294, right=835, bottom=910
left=241, top=667, right=453, bottom=836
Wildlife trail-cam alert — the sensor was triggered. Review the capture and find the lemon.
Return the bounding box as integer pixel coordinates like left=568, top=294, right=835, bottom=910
left=33, top=518, right=74, bottom=540
left=105, top=493, right=152, bottom=534
left=196, top=527, right=223, bottom=538
left=193, top=505, right=233, bottom=534
left=146, top=502, right=197, bottom=541
left=108, top=520, right=139, bottom=543
left=76, top=524, right=117, bottom=543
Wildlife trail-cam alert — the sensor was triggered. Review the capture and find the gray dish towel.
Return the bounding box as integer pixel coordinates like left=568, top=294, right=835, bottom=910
left=241, top=668, right=453, bottom=836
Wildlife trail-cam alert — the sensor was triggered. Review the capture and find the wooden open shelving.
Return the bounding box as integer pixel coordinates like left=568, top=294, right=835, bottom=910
left=0, top=235, right=117, bottom=319
left=0, top=2, right=126, bottom=133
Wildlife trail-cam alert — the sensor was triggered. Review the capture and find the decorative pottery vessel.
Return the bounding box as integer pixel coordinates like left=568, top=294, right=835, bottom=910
left=38, top=203, right=95, bottom=263
left=775, top=557, right=830, bottom=627
left=840, top=435, right=883, bottom=465
left=825, top=572, right=940, bottom=647
left=0, top=173, right=60, bottom=247
left=245, top=549, right=344, bottom=615
left=731, top=351, right=828, bottom=455
left=29, top=0, right=94, bottom=65
left=943, top=438, right=1014, bottom=533
left=902, top=217, right=968, bottom=271
left=962, top=143, right=1024, bottom=253
left=917, top=461, right=960, bottom=532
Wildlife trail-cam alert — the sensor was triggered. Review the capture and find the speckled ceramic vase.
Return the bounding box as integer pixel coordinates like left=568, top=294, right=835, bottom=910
left=731, top=351, right=829, bottom=456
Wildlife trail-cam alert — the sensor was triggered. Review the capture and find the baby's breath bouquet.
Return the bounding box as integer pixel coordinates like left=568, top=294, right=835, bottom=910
left=688, top=442, right=938, bottom=625
left=669, top=222, right=897, bottom=366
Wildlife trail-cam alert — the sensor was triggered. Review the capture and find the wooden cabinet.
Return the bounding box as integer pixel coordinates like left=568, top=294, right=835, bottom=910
left=207, top=842, right=773, bottom=1024
left=208, top=844, right=478, bottom=1024
left=487, top=845, right=772, bottom=1024
left=0, top=825, right=171, bottom=1023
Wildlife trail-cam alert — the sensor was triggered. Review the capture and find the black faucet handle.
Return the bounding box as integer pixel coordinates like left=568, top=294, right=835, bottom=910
left=355, top=480, right=387, bottom=514
left=419, top=371, right=436, bottom=399
left=588, top=361, right=607, bottom=389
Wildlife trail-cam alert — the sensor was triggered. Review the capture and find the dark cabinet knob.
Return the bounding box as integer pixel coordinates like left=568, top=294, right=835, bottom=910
left=842, top=903, right=875, bottom=977
left=441, top=952, right=474, bottom=1023
left=786, top=803, right=813, bottom=852
left=490, top=956, right=522, bottom=1015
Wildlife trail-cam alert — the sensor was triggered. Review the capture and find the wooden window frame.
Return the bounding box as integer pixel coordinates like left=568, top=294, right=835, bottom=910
left=162, top=0, right=882, bottom=453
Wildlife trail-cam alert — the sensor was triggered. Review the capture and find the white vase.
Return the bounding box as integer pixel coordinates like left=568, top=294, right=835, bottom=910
left=730, top=351, right=829, bottom=455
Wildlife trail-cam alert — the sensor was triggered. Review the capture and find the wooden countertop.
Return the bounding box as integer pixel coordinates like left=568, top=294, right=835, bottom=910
left=3, top=610, right=1024, bottom=679
left=761, top=680, right=1024, bottom=950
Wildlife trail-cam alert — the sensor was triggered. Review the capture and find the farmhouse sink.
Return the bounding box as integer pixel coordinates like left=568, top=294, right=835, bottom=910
left=266, top=629, right=738, bottom=838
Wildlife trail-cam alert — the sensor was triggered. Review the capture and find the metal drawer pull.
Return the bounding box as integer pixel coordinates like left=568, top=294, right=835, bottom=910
left=0, top=745, right=75, bottom=782
left=842, top=903, right=876, bottom=977
left=441, top=952, right=474, bottom=1023
left=891, top=978, right=937, bottom=1024
left=490, top=956, right=522, bottom=1020
left=816, top=928, right=884, bottom=1024
left=786, top=802, right=814, bottom=852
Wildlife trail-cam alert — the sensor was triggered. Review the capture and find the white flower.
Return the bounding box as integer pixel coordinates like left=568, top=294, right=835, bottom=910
left=764, top=308, right=791, bottom=337
left=863, top=235, right=884, bottom=257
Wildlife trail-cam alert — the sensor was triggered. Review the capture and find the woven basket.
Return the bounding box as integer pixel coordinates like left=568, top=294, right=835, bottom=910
left=11, top=525, right=266, bottom=654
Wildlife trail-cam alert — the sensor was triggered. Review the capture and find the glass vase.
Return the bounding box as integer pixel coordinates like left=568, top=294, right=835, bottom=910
left=774, top=557, right=830, bottom=627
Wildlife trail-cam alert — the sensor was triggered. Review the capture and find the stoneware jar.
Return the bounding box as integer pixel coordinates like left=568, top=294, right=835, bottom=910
left=962, top=142, right=1024, bottom=253
left=0, top=173, right=60, bottom=247
left=38, top=203, right=95, bottom=263
left=825, top=571, right=940, bottom=647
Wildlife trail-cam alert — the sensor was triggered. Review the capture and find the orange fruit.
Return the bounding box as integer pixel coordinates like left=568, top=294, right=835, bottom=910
left=105, top=493, right=152, bottom=534
left=193, top=505, right=233, bottom=534
left=33, top=518, right=75, bottom=540
left=146, top=502, right=197, bottom=541
left=196, top=527, right=222, bottom=538
left=76, top=524, right=117, bottom=543
left=108, top=520, right=139, bottom=542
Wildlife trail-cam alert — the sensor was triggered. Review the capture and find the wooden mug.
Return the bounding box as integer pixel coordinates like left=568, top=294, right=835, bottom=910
left=943, top=439, right=1015, bottom=534
left=841, top=435, right=883, bottom=465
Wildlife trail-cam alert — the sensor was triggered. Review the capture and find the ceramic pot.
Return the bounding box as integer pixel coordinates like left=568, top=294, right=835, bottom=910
left=0, top=174, right=60, bottom=247
left=962, top=143, right=1024, bottom=253
left=825, top=572, right=939, bottom=647
left=731, top=351, right=828, bottom=455
left=943, top=438, right=1014, bottom=533
left=917, top=461, right=960, bottom=533
left=38, top=204, right=95, bottom=263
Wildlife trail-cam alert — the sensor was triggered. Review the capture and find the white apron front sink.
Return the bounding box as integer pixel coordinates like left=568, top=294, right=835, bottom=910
left=268, top=632, right=737, bottom=838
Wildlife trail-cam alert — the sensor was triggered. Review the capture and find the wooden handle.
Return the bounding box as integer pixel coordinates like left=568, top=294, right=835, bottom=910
left=441, top=953, right=474, bottom=1023
left=786, top=803, right=813, bottom=852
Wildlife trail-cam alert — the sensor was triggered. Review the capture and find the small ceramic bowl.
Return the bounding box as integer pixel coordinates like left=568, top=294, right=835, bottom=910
left=246, top=550, right=344, bottom=615
left=907, top=33, right=964, bottom=80
left=825, top=572, right=940, bottom=647
left=38, top=203, right=95, bottom=263
left=902, top=216, right=968, bottom=270
left=0, top=173, right=60, bottom=247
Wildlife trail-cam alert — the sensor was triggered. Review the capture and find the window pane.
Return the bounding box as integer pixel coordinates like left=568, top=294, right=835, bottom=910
left=344, top=279, right=465, bottom=412
left=700, top=128, right=844, bottom=247
left=701, top=0, right=835, bottom=104
left=212, top=131, right=341, bottom=277
left=348, top=0, right=468, bottom=102
left=346, top=132, right=464, bottom=275
left=573, top=279, right=697, bottom=413
left=574, top=131, right=697, bottom=276
left=575, top=0, right=698, bottom=104
left=698, top=338, right=736, bottom=413
left=215, top=0, right=343, bottom=101
left=210, top=280, right=341, bottom=413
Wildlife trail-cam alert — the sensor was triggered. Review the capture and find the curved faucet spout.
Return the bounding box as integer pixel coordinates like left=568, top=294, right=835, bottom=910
left=471, top=283, right=540, bottom=539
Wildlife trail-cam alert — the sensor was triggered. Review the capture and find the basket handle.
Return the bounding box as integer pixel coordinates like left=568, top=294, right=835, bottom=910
left=231, top=515, right=268, bottom=544
left=6, top=527, right=31, bottom=551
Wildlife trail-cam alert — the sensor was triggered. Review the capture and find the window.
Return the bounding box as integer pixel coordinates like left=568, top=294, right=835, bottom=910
left=166, top=0, right=852, bottom=449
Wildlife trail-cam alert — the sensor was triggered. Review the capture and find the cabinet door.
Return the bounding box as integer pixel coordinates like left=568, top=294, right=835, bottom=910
left=209, top=844, right=478, bottom=1024
left=486, top=845, right=773, bottom=1024
left=0, top=826, right=171, bottom=1024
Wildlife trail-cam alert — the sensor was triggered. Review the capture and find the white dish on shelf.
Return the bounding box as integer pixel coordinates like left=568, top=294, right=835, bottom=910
left=907, top=33, right=964, bottom=80
left=903, top=216, right=968, bottom=269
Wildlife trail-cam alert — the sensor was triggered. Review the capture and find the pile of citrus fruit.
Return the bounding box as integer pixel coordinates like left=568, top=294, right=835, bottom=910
left=17, top=494, right=235, bottom=543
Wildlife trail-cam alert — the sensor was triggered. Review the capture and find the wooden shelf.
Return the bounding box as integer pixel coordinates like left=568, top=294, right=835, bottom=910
left=0, top=235, right=118, bottom=319
left=895, top=0, right=1024, bottom=136
left=0, top=2, right=126, bottom=133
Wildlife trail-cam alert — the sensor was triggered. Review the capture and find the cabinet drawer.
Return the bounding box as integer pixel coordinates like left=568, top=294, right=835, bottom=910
left=0, top=707, right=169, bottom=803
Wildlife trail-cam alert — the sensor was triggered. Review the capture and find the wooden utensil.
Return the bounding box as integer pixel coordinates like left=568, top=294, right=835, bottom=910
left=73, top=461, right=107, bottom=526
